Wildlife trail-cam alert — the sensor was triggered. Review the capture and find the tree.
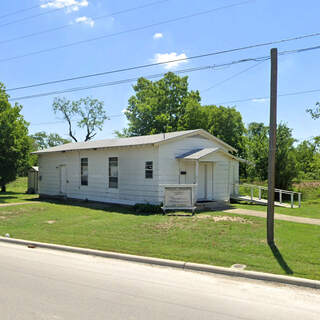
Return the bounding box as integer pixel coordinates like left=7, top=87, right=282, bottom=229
left=202, top=105, right=246, bottom=157
left=295, top=136, right=320, bottom=179
left=53, top=97, right=108, bottom=142
left=0, top=83, right=33, bottom=192
left=246, top=122, right=269, bottom=181
left=245, top=122, right=297, bottom=189
left=119, top=73, right=246, bottom=157
left=120, top=72, right=201, bottom=136
left=31, top=131, right=71, bottom=150
left=275, top=123, right=297, bottom=189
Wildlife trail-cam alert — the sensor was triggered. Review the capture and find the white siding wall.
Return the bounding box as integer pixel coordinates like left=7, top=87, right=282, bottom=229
left=39, top=145, right=160, bottom=205
left=38, top=133, right=240, bottom=205
left=158, top=135, right=234, bottom=202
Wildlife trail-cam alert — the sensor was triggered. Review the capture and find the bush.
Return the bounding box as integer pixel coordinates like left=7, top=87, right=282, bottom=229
left=133, top=203, right=162, bottom=215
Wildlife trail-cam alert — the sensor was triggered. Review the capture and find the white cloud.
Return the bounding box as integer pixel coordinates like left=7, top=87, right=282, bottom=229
left=40, top=0, right=89, bottom=13
left=153, top=52, right=188, bottom=70
left=75, top=16, right=94, bottom=27
left=153, top=33, right=163, bottom=39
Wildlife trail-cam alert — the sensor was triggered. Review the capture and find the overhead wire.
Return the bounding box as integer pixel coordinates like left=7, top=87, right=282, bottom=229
left=9, top=43, right=320, bottom=102
left=0, top=0, right=172, bottom=45
left=0, top=6, right=67, bottom=29
left=202, top=60, right=266, bottom=92
left=0, top=4, right=40, bottom=20
left=8, top=56, right=270, bottom=101
left=7, top=40, right=320, bottom=93
left=0, top=1, right=255, bottom=64
left=216, top=88, right=320, bottom=105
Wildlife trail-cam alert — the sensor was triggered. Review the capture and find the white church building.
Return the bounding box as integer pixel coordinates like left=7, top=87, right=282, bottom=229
left=34, top=129, right=240, bottom=205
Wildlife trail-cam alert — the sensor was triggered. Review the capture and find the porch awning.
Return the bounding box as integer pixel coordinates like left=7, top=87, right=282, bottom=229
left=176, top=147, right=243, bottom=161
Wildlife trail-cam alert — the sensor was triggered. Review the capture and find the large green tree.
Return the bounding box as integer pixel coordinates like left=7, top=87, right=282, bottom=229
left=0, top=84, right=32, bottom=192
left=120, top=73, right=246, bottom=155
left=121, top=72, right=201, bottom=136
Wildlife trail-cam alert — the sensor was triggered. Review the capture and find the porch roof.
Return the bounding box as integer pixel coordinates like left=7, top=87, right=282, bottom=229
left=176, top=147, right=240, bottom=161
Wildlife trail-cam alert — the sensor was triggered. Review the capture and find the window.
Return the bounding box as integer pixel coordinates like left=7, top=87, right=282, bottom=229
left=81, top=158, right=88, bottom=186
left=145, top=161, right=153, bottom=179
left=109, top=157, right=118, bottom=188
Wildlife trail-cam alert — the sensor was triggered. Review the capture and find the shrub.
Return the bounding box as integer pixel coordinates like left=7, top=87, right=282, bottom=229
left=133, top=203, right=162, bottom=215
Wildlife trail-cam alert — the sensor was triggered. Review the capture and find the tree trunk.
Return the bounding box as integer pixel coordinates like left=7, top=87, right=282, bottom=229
left=1, top=185, right=6, bottom=192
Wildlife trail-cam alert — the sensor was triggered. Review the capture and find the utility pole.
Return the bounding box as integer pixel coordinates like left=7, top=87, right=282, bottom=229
left=267, top=48, right=278, bottom=245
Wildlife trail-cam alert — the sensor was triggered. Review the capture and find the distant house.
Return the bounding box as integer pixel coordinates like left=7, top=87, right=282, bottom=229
left=33, top=129, right=240, bottom=205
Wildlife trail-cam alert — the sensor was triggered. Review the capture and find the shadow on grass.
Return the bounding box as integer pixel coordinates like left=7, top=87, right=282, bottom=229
left=33, top=197, right=241, bottom=216
left=269, top=243, right=293, bottom=275
left=34, top=196, right=162, bottom=216
left=0, top=191, right=38, bottom=204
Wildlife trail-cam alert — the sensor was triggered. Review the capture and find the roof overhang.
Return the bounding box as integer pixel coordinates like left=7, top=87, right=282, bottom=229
left=176, top=147, right=241, bottom=161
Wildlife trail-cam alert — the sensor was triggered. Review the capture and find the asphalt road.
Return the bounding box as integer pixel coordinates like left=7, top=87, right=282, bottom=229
left=0, top=242, right=319, bottom=320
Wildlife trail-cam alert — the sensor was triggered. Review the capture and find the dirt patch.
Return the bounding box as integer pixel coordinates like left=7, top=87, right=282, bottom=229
left=152, top=219, right=183, bottom=231
left=195, top=214, right=253, bottom=224
left=152, top=214, right=252, bottom=232
left=46, top=220, right=56, bottom=224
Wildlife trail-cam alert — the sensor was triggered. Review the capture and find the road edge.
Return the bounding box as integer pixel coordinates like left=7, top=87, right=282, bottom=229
left=1, top=236, right=319, bottom=290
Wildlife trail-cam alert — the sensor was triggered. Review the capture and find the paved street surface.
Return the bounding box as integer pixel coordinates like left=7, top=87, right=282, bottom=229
left=0, top=242, right=319, bottom=320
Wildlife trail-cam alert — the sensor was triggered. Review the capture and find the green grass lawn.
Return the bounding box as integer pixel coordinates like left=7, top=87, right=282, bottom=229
left=0, top=178, right=38, bottom=204
left=0, top=178, right=319, bottom=281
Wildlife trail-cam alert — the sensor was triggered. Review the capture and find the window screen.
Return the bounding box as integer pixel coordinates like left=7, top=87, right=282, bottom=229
left=145, top=161, right=153, bottom=179
left=109, top=157, right=118, bottom=188
left=81, top=158, right=88, bottom=186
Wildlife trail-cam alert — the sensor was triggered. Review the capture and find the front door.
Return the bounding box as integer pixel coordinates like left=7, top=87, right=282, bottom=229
left=197, top=163, right=213, bottom=201
left=60, top=165, right=67, bottom=194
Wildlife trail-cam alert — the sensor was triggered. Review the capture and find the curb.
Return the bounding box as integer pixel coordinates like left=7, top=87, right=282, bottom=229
left=1, top=236, right=319, bottom=290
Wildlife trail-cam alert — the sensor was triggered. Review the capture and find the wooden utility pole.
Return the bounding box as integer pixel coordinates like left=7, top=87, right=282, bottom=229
left=267, top=48, right=278, bottom=245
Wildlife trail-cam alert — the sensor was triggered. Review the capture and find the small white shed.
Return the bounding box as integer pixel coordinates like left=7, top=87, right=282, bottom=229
left=33, top=129, right=241, bottom=205
left=27, top=166, right=39, bottom=194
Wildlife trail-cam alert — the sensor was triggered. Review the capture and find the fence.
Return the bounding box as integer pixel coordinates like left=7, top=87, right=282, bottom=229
left=234, top=183, right=302, bottom=208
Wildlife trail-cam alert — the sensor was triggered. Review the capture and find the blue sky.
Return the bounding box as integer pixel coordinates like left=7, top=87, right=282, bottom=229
left=1, top=0, right=320, bottom=143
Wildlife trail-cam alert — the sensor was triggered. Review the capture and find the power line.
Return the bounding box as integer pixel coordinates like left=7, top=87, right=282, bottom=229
left=6, top=40, right=320, bottom=93
left=8, top=56, right=270, bottom=101
left=216, top=88, right=320, bottom=105
left=0, top=0, right=171, bottom=45
left=9, top=44, right=320, bottom=103
left=0, top=1, right=254, bottom=64
left=7, top=56, right=267, bottom=94
left=0, top=6, right=66, bottom=29
left=0, top=5, right=40, bottom=20
left=202, top=60, right=266, bottom=92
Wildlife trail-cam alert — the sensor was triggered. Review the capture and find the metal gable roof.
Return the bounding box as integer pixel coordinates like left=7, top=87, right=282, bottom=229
left=32, top=129, right=237, bottom=155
